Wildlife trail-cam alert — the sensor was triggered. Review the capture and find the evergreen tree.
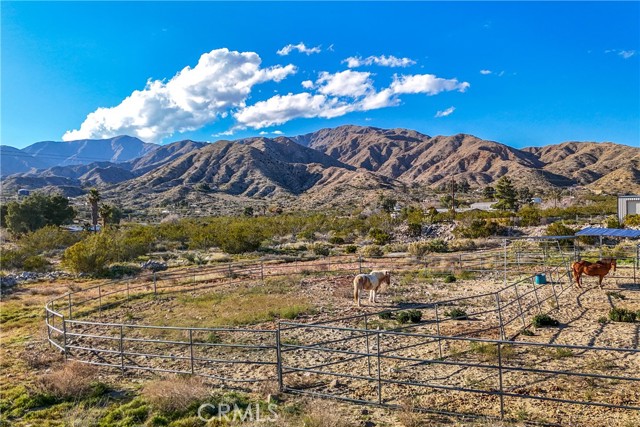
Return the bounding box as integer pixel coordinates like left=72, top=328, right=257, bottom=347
left=5, top=193, right=75, bottom=234
left=493, top=176, right=518, bottom=211
left=483, top=186, right=496, bottom=200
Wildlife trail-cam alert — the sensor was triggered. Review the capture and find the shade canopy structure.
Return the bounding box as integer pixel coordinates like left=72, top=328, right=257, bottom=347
left=575, top=227, right=640, bottom=239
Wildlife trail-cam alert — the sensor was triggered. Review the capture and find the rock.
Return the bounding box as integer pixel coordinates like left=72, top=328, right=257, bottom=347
left=140, top=260, right=168, bottom=272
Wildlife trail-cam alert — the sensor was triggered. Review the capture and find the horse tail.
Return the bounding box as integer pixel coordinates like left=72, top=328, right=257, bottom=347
left=353, top=276, right=363, bottom=304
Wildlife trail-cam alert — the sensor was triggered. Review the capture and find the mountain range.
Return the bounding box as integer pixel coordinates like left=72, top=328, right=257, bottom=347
left=1, top=126, right=638, bottom=211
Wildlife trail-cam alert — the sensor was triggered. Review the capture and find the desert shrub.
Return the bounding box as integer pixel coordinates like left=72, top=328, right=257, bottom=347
left=328, top=236, right=345, bottom=245
left=532, top=313, right=559, bottom=327
left=361, top=245, right=383, bottom=257
left=597, top=316, right=608, bottom=324
left=605, top=215, right=622, bottom=229
left=384, top=242, right=408, bottom=253
left=311, top=243, right=330, bottom=256
left=218, top=221, right=265, bottom=254
left=608, top=307, right=637, bottom=323
left=344, top=245, right=358, bottom=254
left=426, top=239, right=449, bottom=253
left=449, top=239, right=477, bottom=252
left=34, top=361, right=108, bottom=401
left=545, top=222, right=577, bottom=248
left=297, top=229, right=316, bottom=241
left=407, top=222, right=423, bottom=237
left=455, top=219, right=503, bottom=239
left=521, top=329, right=535, bottom=336
left=0, top=249, right=30, bottom=270
left=378, top=311, right=393, bottom=320
left=104, top=264, right=141, bottom=279
left=396, top=310, right=422, bottom=324
left=443, top=274, right=456, bottom=283
left=22, top=255, right=51, bottom=272
left=444, top=308, right=468, bottom=320
left=19, top=225, right=83, bottom=254
left=624, top=214, right=640, bottom=227
left=369, top=228, right=392, bottom=245
left=61, top=232, right=118, bottom=274
left=142, top=376, right=210, bottom=414
left=518, top=205, right=541, bottom=226
left=407, top=241, right=431, bottom=258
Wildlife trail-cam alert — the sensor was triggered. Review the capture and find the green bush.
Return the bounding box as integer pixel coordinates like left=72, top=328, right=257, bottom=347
left=361, top=245, right=383, bottom=257
left=443, top=274, right=456, bottom=283
left=519, top=206, right=541, bottom=226
left=22, top=255, right=51, bottom=272
left=396, top=309, right=422, bottom=324
left=605, top=215, right=622, bottom=229
left=328, top=236, right=345, bottom=245
left=608, top=307, right=637, bottom=323
left=444, top=308, right=468, bottom=320
left=311, top=243, right=330, bottom=256
left=61, top=232, right=118, bottom=274
left=369, top=228, right=392, bottom=245
left=624, top=214, right=640, bottom=227
left=344, top=245, right=358, bottom=254
left=378, top=311, right=393, bottom=320
left=455, top=219, right=503, bottom=239
left=532, top=314, right=559, bottom=327
left=407, top=241, right=431, bottom=258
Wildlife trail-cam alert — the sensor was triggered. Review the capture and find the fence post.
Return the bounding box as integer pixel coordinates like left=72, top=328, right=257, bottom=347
left=120, top=324, right=125, bottom=375
left=45, top=309, right=52, bottom=348
left=98, top=285, right=102, bottom=317
left=495, top=293, right=505, bottom=340
left=532, top=276, right=542, bottom=314
left=359, top=256, right=363, bottom=274
left=513, top=284, right=526, bottom=328
left=364, top=314, right=372, bottom=377
left=68, top=294, right=72, bottom=319
left=62, top=317, right=68, bottom=360
left=276, top=324, right=283, bottom=392
left=497, top=342, right=505, bottom=419
left=434, top=304, right=443, bottom=358
left=126, top=281, right=130, bottom=302
left=153, top=272, right=157, bottom=295
left=260, top=260, right=264, bottom=284
left=189, top=329, right=195, bottom=374
left=376, top=331, right=382, bottom=405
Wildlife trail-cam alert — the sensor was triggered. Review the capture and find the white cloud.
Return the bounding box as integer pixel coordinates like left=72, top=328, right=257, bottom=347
left=343, top=55, right=416, bottom=68
left=214, top=130, right=235, bottom=137
left=435, top=106, right=456, bottom=118
left=272, top=130, right=284, bottom=135
left=277, top=42, right=321, bottom=56
left=259, top=131, right=269, bottom=135
left=233, top=93, right=352, bottom=129
left=316, top=70, right=375, bottom=98
left=63, top=48, right=296, bottom=142
left=301, top=80, right=314, bottom=89
left=233, top=71, right=469, bottom=130
left=619, top=50, right=637, bottom=59
left=390, top=74, right=470, bottom=95
left=480, top=69, right=492, bottom=75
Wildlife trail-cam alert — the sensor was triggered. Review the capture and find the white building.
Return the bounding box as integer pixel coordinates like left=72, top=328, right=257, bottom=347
left=617, top=195, right=640, bottom=223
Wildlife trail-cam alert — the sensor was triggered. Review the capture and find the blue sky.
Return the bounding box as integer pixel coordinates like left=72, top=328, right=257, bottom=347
left=2, top=1, right=638, bottom=149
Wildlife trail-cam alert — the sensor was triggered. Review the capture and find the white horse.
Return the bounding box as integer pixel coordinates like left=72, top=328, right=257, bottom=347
left=353, top=270, right=391, bottom=307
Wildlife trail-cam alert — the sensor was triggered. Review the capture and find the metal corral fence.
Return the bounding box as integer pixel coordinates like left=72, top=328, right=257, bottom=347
left=44, top=242, right=640, bottom=421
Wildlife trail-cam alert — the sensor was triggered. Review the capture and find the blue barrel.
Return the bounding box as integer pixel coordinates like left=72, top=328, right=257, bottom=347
left=535, top=274, right=547, bottom=285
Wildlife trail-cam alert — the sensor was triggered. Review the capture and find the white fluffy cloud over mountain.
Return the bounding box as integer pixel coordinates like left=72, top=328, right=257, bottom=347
left=234, top=71, right=469, bottom=129
left=64, top=47, right=470, bottom=140
left=63, top=48, right=296, bottom=142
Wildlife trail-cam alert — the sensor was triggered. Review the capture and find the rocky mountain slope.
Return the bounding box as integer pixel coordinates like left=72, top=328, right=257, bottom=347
left=2, top=126, right=638, bottom=210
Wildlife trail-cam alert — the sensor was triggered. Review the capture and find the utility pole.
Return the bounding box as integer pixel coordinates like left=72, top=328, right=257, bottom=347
left=450, top=178, right=456, bottom=217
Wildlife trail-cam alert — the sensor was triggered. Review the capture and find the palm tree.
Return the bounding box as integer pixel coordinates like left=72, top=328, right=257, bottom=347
left=87, top=188, right=101, bottom=232
left=99, top=204, right=112, bottom=228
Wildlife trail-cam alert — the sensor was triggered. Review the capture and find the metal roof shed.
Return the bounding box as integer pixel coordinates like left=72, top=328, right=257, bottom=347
left=575, top=227, right=640, bottom=239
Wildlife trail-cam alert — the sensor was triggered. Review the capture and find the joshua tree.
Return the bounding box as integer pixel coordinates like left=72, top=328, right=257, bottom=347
left=87, top=188, right=101, bottom=232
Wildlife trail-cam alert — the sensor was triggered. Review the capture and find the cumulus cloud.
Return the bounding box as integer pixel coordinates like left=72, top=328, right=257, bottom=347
left=301, top=80, right=314, bottom=89
left=233, top=71, right=469, bottom=129
left=618, top=50, right=637, bottom=59
left=63, top=48, right=296, bottom=142
left=390, top=74, right=470, bottom=95
left=480, top=69, right=492, bottom=75
left=343, top=55, right=416, bottom=68
left=277, top=42, right=321, bottom=56
left=435, top=106, right=456, bottom=118
left=315, top=70, right=375, bottom=98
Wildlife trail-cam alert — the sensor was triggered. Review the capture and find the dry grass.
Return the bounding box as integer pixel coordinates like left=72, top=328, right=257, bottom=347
left=20, top=346, right=63, bottom=369
left=142, top=375, right=210, bottom=413
left=33, top=361, right=99, bottom=400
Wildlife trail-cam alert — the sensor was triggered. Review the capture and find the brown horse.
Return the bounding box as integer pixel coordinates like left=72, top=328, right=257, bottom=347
left=353, top=270, right=391, bottom=307
left=571, top=258, right=616, bottom=289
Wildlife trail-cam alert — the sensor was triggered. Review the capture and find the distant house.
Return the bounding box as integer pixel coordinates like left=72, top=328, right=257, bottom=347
left=618, top=195, right=640, bottom=223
